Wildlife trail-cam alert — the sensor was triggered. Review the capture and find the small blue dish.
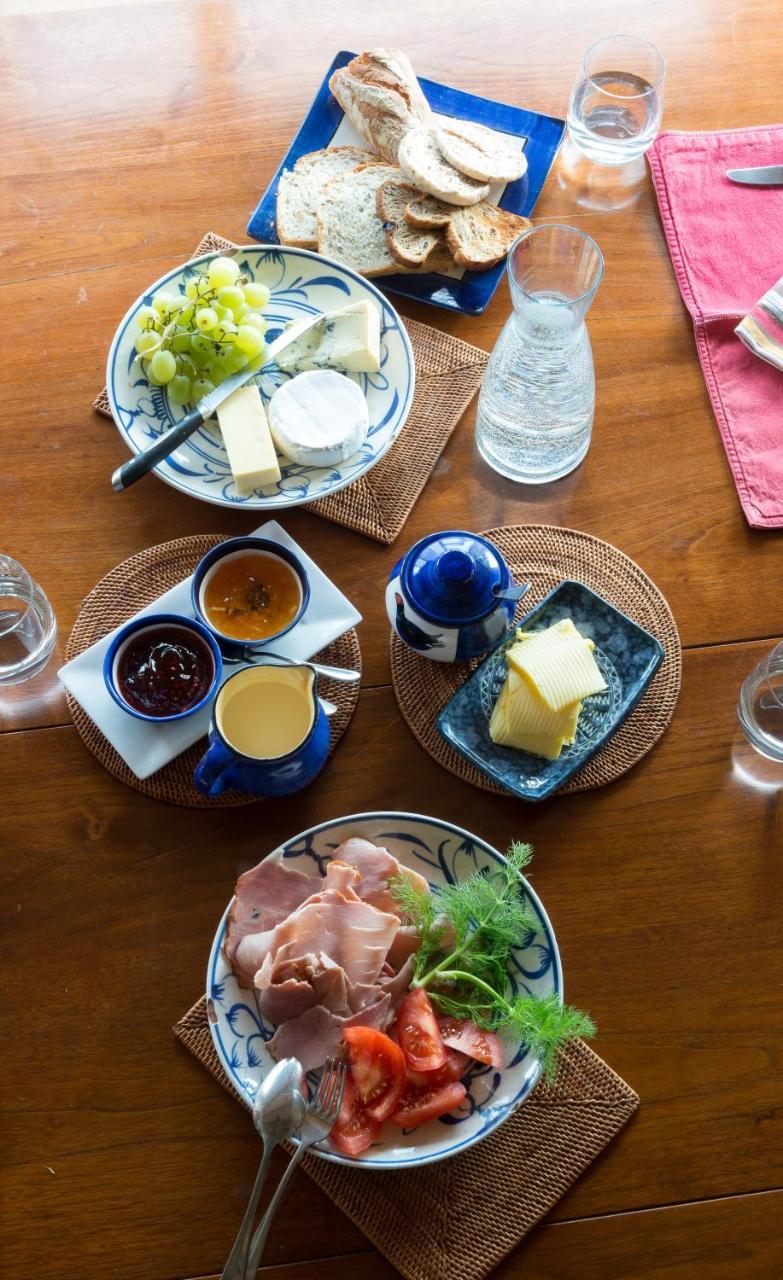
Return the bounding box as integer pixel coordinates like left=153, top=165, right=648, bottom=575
left=437, top=580, right=665, bottom=801
left=247, top=51, right=565, bottom=316
left=192, top=537, right=310, bottom=659
left=103, top=612, right=222, bottom=723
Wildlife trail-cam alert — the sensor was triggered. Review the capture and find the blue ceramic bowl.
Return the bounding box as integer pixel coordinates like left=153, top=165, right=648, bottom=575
left=103, top=612, right=223, bottom=723
left=191, top=537, right=311, bottom=659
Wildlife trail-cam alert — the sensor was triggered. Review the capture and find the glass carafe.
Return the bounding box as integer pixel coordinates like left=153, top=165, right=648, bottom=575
left=475, top=224, right=604, bottom=484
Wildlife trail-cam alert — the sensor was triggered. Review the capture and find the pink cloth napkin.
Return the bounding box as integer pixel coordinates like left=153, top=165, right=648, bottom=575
left=648, top=126, right=783, bottom=529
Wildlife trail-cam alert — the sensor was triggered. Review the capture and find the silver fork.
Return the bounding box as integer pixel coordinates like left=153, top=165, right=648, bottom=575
left=242, top=1058, right=347, bottom=1280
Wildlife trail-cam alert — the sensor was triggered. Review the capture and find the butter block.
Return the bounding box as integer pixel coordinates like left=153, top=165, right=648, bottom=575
left=275, top=300, right=381, bottom=374
left=216, top=385, right=281, bottom=495
left=489, top=668, right=581, bottom=759
left=508, top=618, right=606, bottom=712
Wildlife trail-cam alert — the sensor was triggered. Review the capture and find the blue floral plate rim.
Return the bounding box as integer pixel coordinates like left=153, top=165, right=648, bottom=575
left=247, top=50, right=566, bottom=316
left=437, top=580, right=666, bottom=802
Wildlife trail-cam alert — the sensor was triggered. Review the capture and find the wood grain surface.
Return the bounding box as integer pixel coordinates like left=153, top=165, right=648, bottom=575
left=1, top=1, right=782, bottom=1278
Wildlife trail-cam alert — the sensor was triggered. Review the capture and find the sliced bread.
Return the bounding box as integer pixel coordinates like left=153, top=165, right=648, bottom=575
left=276, top=146, right=377, bottom=248
left=404, top=192, right=454, bottom=228
left=376, top=178, right=446, bottom=268
left=446, top=204, right=531, bottom=269
left=317, top=164, right=419, bottom=277
left=397, top=127, right=490, bottom=206
left=435, top=119, right=528, bottom=184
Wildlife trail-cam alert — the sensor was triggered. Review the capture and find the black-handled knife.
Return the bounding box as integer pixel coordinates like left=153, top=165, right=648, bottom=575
left=110, top=312, right=325, bottom=492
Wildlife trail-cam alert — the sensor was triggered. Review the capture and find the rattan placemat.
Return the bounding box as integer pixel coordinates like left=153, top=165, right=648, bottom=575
left=174, top=995, right=638, bottom=1280
left=64, top=535, right=361, bottom=807
left=93, top=231, right=488, bottom=545
left=391, top=525, right=681, bottom=797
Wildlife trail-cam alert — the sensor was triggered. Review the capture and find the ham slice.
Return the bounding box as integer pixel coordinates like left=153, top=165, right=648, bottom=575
left=268, top=994, right=393, bottom=1071
left=225, top=858, right=320, bottom=969
left=331, top=837, right=430, bottom=915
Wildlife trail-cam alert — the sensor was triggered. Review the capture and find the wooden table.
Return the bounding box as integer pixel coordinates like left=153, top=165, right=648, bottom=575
left=2, top=1, right=782, bottom=1276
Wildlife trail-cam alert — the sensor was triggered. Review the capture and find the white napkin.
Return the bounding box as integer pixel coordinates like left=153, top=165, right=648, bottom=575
left=58, top=521, right=361, bottom=780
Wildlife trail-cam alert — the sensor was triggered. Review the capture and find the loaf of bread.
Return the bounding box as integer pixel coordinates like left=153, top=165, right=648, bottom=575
left=328, top=47, right=430, bottom=164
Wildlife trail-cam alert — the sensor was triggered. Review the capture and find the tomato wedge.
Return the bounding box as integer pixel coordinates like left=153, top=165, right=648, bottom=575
left=396, top=988, right=446, bottom=1071
left=330, top=1073, right=381, bottom=1156
left=406, top=1046, right=470, bottom=1089
left=390, top=1080, right=467, bottom=1128
left=343, top=1026, right=407, bottom=1122
left=437, top=1016, right=505, bottom=1068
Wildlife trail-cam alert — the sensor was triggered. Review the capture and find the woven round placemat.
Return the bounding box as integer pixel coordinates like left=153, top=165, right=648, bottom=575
left=391, top=524, right=681, bottom=797
left=65, top=535, right=361, bottom=807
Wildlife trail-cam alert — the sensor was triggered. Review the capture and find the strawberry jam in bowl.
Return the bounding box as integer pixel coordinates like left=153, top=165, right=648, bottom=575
left=103, top=612, right=222, bottom=722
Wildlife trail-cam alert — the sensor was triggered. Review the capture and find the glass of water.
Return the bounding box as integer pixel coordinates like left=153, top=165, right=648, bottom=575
left=737, top=641, right=783, bottom=764
left=0, top=555, right=57, bottom=686
left=567, top=34, right=665, bottom=166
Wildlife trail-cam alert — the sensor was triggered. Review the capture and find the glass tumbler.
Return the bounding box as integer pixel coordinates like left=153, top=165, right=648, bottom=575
left=737, top=641, right=783, bottom=764
left=567, top=34, right=665, bottom=166
left=475, top=225, right=604, bottom=484
left=0, top=555, right=57, bottom=685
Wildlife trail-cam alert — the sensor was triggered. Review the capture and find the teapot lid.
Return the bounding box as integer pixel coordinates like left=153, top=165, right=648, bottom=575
left=401, top=530, right=511, bottom=625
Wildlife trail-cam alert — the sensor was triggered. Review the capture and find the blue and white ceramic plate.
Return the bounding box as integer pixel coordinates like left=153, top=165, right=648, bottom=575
left=206, top=811, right=562, bottom=1170
left=247, top=51, right=565, bottom=316
left=438, top=581, right=665, bottom=802
left=106, top=246, right=415, bottom=509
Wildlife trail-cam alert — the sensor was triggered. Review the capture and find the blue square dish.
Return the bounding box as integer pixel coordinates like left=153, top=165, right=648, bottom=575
left=437, top=581, right=665, bottom=801
left=247, top=51, right=565, bottom=316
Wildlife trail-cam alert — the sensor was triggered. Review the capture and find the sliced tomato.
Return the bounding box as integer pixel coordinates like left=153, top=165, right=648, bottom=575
left=343, top=1026, right=407, bottom=1122
left=405, top=1046, right=470, bottom=1089
left=396, top=988, right=446, bottom=1071
left=390, top=1080, right=467, bottom=1128
left=330, top=1073, right=381, bottom=1156
left=437, top=1016, right=505, bottom=1068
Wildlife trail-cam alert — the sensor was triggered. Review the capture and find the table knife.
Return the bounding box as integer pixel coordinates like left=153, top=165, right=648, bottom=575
left=110, top=313, right=325, bottom=492
left=726, top=164, right=783, bottom=186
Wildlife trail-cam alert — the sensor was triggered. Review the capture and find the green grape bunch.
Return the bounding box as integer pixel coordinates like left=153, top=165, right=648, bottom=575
left=132, top=256, right=271, bottom=407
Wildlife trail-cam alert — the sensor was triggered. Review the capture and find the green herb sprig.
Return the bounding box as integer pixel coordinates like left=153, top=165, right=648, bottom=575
left=391, top=841, right=595, bottom=1081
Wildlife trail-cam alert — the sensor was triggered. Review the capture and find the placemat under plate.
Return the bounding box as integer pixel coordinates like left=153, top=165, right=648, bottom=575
left=174, top=995, right=639, bottom=1280
left=94, top=232, right=488, bottom=545
left=391, top=524, right=681, bottom=797
left=64, top=534, right=361, bottom=808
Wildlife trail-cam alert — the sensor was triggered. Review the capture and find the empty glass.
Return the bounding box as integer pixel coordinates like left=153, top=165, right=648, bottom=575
left=475, top=225, right=604, bottom=484
left=0, top=555, right=57, bottom=685
left=567, top=34, right=665, bottom=166
left=737, top=642, right=783, bottom=763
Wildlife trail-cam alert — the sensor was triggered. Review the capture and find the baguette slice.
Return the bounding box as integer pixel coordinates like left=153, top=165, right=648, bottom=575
left=435, top=119, right=528, bottom=183
left=276, top=146, right=377, bottom=247
left=317, top=164, right=420, bottom=277
left=446, top=204, right=531, bottom=269
left=405, top=192, right=455, bottom=228
left=398, top=127, right=490, bottom=206
left=377, top=178, right=445, bottom=268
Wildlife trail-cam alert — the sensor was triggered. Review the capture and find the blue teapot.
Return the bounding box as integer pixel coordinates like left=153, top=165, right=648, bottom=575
left=193, top=661, right=330, bottom=798
left=386, top=530, right=529, bottom=663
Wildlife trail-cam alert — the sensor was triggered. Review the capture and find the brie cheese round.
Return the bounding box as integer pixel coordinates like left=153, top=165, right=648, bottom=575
left=268, top=370, right=369, bottom=467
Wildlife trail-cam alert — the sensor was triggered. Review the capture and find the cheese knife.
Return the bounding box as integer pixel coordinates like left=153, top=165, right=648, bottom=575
left=726, top=164, right=783, bottom=186
left=110, top=312, right=326, bottom=492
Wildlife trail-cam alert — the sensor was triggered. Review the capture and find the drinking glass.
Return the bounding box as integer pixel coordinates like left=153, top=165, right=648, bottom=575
left=737, top=641, right=783, bottom=763
left=0, top=555, right=57, bottom=685
left=567, top=34, right=665, bottom=166
left=475, top=225, right=604, bottom=484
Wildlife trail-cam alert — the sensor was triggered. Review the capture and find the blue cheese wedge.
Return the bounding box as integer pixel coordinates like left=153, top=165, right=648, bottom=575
left=268, top=370, right=369, bottom=467
left=275, top=301, right=381, bottom=375
left=216, top=385, right=281, bottom=494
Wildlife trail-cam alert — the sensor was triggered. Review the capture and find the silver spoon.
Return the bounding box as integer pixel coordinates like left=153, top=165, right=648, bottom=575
left=220, top=1059, right=306, bottom=1280
left=224, top=650, right=360, bottom=682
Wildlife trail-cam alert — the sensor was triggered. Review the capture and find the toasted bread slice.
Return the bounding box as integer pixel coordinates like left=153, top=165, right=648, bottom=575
left=276, top=146, right=377, bottom=247
left=404, top=192, right=454, bottom=228
left=317, top=164, right=423, bottom=277
left=377, top=178, right=446, bottom=268
left=446, top=204, right=531, bottom=269
left=435, top=120, right=528, bottom=184
left=398, top=127, right=490, bottom=206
